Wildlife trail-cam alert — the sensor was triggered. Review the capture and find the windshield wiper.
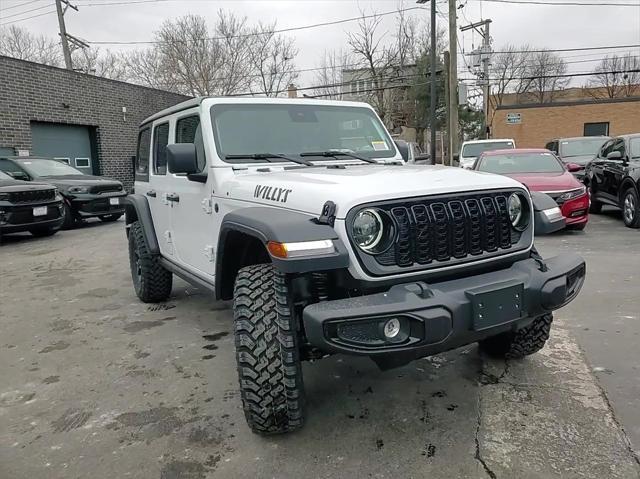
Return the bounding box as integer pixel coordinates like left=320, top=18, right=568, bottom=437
left=225, top=153, right=313, bottom=166
left=300, top=150, right=378, bottom=164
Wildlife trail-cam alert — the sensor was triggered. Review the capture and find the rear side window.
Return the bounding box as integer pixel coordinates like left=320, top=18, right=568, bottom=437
left=176, top=115, right=206, bottom=172
left=153, top=123, right=170, bottom=175
left=136, top=128, right=151, bottom=181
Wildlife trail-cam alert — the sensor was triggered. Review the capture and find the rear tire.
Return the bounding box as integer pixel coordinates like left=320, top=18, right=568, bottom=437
left=29, top=227, right=59, bottom=237
left=99, top=214, right=123, bottom=222
left=479, top=313, right=553, bottom=359
left=233, top=264, right=305, bottom=435
left=128, top=221, right=172, bottom=303
left=622, top=188, right=640, bottom=228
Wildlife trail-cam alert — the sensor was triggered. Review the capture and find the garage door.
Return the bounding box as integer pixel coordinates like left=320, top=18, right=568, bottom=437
left=31, top=122, right=95, bottom=175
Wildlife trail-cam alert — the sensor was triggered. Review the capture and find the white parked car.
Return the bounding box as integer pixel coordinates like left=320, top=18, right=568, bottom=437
left=124, top=97, right=584, bottom=435
left=458, top=139, right=516, bottom=169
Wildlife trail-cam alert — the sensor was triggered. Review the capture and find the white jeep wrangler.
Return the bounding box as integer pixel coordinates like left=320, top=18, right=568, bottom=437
left=124, top=97, right=585, bottom=435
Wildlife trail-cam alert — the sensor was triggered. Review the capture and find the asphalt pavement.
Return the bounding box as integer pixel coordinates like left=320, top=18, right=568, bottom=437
left=1, top=214, right=639, bottom=479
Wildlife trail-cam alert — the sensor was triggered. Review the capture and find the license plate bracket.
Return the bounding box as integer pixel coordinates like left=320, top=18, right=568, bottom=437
left=33, top=206, right=47, bottom=216
left=466, top=281, right=524, bottom=331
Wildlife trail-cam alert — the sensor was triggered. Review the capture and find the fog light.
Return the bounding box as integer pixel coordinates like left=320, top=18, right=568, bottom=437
left=383, top=318, right=401, bottom=339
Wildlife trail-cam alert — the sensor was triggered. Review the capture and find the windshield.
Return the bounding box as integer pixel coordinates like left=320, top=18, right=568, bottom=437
left=560, top=138, right=609, bottom=157
left=18, top=158, right=83, bottom=177
left=211, top=104, right=396, bottom=162
left=0, top=170, right=11, bottom=180
left=477, top=152, right=564, bottom=174
left=461, top=141, right=514, bottom=157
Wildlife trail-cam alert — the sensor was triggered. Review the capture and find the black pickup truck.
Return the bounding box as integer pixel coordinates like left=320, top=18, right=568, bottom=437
left=0, top=170, right=64, bottom=238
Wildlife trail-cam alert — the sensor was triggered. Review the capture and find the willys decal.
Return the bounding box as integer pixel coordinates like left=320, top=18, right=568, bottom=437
left=254, top=185, right=292, bottom=203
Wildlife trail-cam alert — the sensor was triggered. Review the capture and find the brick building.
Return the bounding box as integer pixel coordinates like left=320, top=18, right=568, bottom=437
left=489, top=87, right=640, bottom=148
left=0, top=56, right=189, bottom=190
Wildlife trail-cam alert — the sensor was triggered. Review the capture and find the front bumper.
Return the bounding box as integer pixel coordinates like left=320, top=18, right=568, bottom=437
left=67, top=192, right=127, bottom=218
left=303, top=253, right=585, bottom=361
left=0, top=200, right=64, bottom=233
left=560, top=194, right=589, bottom=226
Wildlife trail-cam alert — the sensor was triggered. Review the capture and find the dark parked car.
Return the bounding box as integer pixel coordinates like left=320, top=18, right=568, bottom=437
left=0, top=157, right=126, bottom=229
left=0, top=170, right=64, bottom=238
left=584, top=134, right=640, bottom=228
left=474, top=148, right=589, bottom=230
left=545, top=136, right=610, bottom=181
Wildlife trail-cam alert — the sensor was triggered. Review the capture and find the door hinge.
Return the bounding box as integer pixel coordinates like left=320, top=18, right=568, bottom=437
left=201, top=198, right=213, bottom=214
left=204, top=245, right=215, bottom=262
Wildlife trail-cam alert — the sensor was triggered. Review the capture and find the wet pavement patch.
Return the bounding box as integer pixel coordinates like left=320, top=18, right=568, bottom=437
left=42, top=376, right=60, bottom=384
left=51, top=408, right=92, bottom=433
left=202, top=332, right=229, bottom=342
left=160, top=460, right=206, bottom=479
left=0, top=390, right=35, bottom=406
left=123, top=320, right=165, bottom=333
left=38, top=340, right=70, bottom=353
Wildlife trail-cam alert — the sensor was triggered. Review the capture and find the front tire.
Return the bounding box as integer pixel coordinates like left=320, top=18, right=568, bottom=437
left=233, top=264, right=305, bottom=435
left=479, top=313, right=553, bottom=359
left=128, top=221, right=172, bottom=303
left=62, top=203, right=77, bottom=229
left=622, top=188, right=640, bottom=228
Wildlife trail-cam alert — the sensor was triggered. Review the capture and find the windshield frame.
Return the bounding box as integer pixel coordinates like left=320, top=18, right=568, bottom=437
left=209, top=103, right=397, bottom=164
left=17, top=158, right=84, bottom=177
left=476, top=152, right=566, bottom=174
left=559, top=137, right=609, bottom=158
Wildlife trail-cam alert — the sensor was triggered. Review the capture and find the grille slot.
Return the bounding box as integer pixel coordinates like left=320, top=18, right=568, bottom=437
left=90, top=183, right=123, bottom=194
left=366, top=191, right=523, bottom=271
left=7, top=189, right=56, bottom=203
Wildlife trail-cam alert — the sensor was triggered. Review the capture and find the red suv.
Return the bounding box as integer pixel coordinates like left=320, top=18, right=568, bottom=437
left=474, top=148, right=589, bottom=230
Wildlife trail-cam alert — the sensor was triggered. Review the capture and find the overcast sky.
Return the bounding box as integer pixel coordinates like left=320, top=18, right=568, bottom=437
left=1, top=0, right=639, bottom=88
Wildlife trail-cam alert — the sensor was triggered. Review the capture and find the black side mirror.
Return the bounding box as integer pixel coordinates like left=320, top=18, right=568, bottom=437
left=531, top=191, right=566, bottom=235
left=453, top=153, right=460, bottom=162
left=167, top=143, right=198, bottom=174
left=606, top=151, right=622, bottom=160
left=414, top=153, right=432, bottom=164
left=394, top=140, right=409, bottom=162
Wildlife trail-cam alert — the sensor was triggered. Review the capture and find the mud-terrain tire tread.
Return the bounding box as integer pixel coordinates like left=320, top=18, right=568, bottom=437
left=233, top=264, right=305, bottom=435
left=128, top=221, right=172, bottom=303
left=479, top=313, right=553, bottom=359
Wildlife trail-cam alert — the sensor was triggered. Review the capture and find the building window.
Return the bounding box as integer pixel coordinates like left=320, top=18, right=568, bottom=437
left=75, top=158, right=91, bottom=168
left=584, top=122, right=609, bottom=136
left=54, top=157, right=70, bottom=165
left=350, top=81, right=357, bottom=94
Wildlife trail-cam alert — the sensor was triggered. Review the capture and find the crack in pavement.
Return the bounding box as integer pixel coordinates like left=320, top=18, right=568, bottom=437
left=474, top=392, right=497, bottom=479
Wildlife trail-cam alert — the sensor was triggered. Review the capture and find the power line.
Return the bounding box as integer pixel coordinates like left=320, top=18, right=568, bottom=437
left=76, top=0, right=170, bottom=5
left=473, top=43, right=640, bottom=55
left=0, top=0, right=44, bottom=12
left=85, top=6, right=428, bottom=45
left=468, top=0, right=639, bottom=6
left=457, top=68, right=640, bottom=82
left=0, top=8, right=56, bottom=25
left=0, top=2, right=54, bottom=20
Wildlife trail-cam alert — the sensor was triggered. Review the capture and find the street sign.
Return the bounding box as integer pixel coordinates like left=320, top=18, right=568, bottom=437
left=506, top=113, right=522, bottom=124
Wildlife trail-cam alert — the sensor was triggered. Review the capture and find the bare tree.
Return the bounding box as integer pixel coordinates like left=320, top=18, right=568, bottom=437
left=488, top=44, right=531, bottom=126
left=249, top=22, right=299, bottom=97
left=311, top=49, right=352, bottom=99
left=0, top=25, right=62, bottom=66
left=519, top=50, right=570, bottom=103
left=122, top=48, right=177, bottom=91
left=72, top=48, right=128, bottom=80
left=587, top=54, right=640, bottom=98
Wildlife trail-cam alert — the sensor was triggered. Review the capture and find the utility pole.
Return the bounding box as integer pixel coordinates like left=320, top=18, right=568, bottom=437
left=448, top=0, right=458, bottom=165
left=460, top=19, right=492, bottom=139
left=444, top=51, right=450, bottom=165
left=55, top=0, right=83, bottom=71
left=417, top=0, right=437, bottom=164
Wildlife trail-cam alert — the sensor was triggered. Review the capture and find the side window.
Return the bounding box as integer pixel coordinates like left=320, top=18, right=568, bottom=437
left=612, top=139, right=626, bottom=158
left=153, top=123, right=170, bottom=175
left=599, top=140, right=614, bottom=159
left=545, top=141, right=554, bottom=152
left=176, top=115, right=206, bottom=172
left=135, top=128, right=151, bottom=181
left=630, top=138, right=640, bottom=159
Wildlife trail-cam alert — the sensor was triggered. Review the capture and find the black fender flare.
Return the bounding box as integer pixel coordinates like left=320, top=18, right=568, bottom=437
left=123, top=194, right=160, bottom=254
left=216, top=207, right=350, bottom=298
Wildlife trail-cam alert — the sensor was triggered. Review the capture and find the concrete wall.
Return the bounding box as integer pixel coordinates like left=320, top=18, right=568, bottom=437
left=490, top=98, right=640, bottom=148
left=0, top=56, right=189, bottom=190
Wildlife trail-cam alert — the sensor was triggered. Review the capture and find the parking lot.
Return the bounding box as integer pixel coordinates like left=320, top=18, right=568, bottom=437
left=1, top=211, right=639, bottom=479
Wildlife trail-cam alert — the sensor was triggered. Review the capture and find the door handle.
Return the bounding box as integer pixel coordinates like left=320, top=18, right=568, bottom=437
left=146, top=190, right=157, bottom=198
left=167, top=193, right=180, bottom=203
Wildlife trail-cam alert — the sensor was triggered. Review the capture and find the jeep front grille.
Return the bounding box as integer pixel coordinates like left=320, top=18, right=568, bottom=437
left=7, top=189, right=56, bottom=203
left=348, top=190, right=530, bottom=276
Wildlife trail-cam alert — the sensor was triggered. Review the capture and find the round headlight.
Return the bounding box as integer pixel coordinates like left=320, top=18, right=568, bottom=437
left=353, top=209, right=383, bottom=251
left=508, top=193, right=523, bottom=227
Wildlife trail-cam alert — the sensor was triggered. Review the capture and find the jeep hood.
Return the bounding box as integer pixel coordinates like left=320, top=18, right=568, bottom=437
left=226, top=165, right=526, bottom=219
